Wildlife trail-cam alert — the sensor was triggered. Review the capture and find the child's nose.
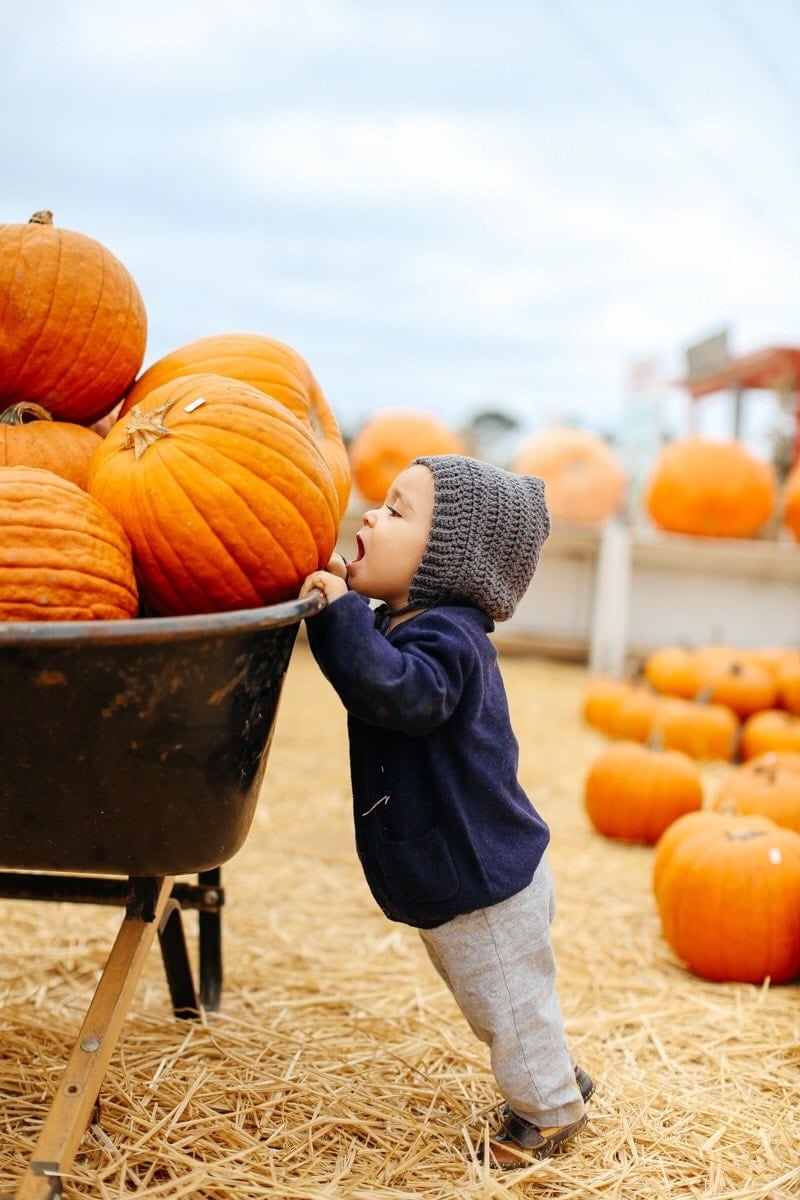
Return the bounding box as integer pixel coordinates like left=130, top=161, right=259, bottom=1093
left=362, top=509, right=377, bottom=527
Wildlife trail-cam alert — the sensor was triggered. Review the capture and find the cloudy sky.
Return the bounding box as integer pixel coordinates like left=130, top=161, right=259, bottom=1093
left=4, top=0, right=799, bottom=455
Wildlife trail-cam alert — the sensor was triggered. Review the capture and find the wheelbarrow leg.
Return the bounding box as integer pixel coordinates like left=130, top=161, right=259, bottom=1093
left=158, top=898, right=201, bottom=1019
left=14, top=876, right=175, bottom=1200
left=197, top=868, right=223, bottom=1012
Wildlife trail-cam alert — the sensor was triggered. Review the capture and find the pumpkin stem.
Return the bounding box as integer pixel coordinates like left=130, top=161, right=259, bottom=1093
left=726, top=829, right=766, bottom=841
left=123, top=400, right=175, bottom=460
left=0, top=401, right=54, bottom=427
left=29, top=210, right=54, bottom=225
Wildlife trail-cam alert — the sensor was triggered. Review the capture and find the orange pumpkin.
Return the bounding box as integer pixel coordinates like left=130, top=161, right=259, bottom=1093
left=776, top=650, right=800, bottom=716
left=0, top=211, right=147, bottom=425
left=0, top=401, right=102, bottom=489
left=783, top=460, right=800, bottom=542
left=652, top=695, right=739, bottom=761
left=88, top=374, right=339, bottom=617
left=740, top=709, right=800, bottom=760
left=581, top=676, right=631, bottom=735
left=713, top=751, right=800, bottom=834
left=584, top=739, right=703, bottom=844
left=512, top=426, right=626, bottom=524
left=693, top=653, right=777, bottom=718
left=348, top=408, right=467, bottom=503
left=644, top=435, right=776, bottom=538
left=119, top=332, right=350, bottom=518
left=653, top=809, right=800, bottom=983
left=642, top=645, right=698, bottom=699
left=0, top=466, right=138, bottom=620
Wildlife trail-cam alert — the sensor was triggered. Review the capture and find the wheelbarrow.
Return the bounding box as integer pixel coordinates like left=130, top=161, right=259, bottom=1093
left=0, top=592, right=324, bottom=1199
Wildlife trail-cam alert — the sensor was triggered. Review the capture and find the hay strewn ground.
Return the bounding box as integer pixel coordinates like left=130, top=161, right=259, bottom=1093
left=2, top=641, right=799, bottom=1198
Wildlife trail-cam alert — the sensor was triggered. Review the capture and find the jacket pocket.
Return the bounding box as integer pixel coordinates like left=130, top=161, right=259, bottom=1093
left=378, top=826, right=460, bottom=905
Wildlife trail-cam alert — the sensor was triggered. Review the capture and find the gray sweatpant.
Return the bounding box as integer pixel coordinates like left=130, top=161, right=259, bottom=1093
left=418, top=857, right=584, bottom=1128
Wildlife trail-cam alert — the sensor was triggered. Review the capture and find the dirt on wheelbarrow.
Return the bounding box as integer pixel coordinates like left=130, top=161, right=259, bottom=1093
left=2, top=639, right=798, bottom=1199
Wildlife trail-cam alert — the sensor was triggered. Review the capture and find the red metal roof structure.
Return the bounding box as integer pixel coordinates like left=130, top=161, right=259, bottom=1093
left=680, top=344, right=800, bottom=466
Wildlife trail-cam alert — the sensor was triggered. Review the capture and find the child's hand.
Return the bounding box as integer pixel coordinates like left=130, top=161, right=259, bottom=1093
left=324, top=552, right=349, bottom=582
left=299, top=569, right=348, bottom=605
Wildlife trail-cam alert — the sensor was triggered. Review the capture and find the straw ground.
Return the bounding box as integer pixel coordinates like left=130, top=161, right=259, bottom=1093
left=2, top=641, right=798, bottom=1198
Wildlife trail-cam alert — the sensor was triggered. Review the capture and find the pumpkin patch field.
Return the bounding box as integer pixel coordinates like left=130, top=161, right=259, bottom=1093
left=2, top=648, right=798, bottom=1199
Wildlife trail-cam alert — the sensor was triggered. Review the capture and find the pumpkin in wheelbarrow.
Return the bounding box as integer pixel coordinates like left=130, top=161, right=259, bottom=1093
left=0, top=465, right=138, bottom=620
left=88, top=373, right=339, bottom=617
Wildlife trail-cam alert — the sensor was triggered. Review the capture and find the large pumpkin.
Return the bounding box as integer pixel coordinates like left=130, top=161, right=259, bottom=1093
left=783, top=460, right=800, bottom=542
left=0, top=466, right=138, bottom=620
left=644, top=435, right=776, bottom=538
left=653, top=809, right=800, bottom=983
left=88, top=374, right=339, bottom=617
left=118, top=332, right=350, bottom=518
left=348, top=408, right=467, bottom=503
left=0, top=211, right=147, bottom=425
left=512, top=426, right=626, bottom=524
left=0, top=401, right=102, bottom=489
left=584, top=739, right=703, bottom=844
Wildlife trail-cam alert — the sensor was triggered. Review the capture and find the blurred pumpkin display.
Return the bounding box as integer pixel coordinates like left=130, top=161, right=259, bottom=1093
left=0, top=401, right=102, bottom=490
left=348, top=408, right=467, bottom=503
left=644, top=435, right=777, bottom=538
left=652, top=809, right=800, bottom=984
left=0, top=211, right=147, bottom=425
left=783, top=459, right=800, bottom=542
left=118, top=332, right=350, bottom=518
left=88, top=374, right=339, bottom=617
left=512, top=425, right=626, bottom=524
left=713, top=751, right=800, bottom=834
left=740, top=709, right=800, bottom=760
left=0, top=466, right=138, bottom=621
left=584, top=738, right=703, bottom=844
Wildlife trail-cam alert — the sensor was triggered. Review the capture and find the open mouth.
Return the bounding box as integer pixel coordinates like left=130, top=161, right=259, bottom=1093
left=348, top=532, right=366, bottom=567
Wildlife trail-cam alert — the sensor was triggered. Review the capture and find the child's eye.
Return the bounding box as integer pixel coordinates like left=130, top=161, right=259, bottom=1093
left=386, top=504, right=400, bottom=517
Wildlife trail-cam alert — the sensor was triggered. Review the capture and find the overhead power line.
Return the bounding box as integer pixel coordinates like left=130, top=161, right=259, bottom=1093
left=538, top=0, right=800, bottom=262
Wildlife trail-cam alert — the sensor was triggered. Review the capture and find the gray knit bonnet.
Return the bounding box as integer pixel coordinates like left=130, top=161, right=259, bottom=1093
left=407, top=455, right=551, bottom=622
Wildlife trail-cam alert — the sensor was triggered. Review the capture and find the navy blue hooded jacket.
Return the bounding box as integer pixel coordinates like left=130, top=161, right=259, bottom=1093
left=306, top=590, right=550, bottom=929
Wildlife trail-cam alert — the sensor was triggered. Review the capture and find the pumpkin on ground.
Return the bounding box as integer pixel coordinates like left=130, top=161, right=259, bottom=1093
left=512, top=426, right=626, bottom=524
left=0, top=401, right=102, bottom=490
left=581, top=676, right=631, bottom=736
left=783, top=460, right=800, bottom=542
left=119, top=332, right=350, bottom=517
left=776, top=651, right=800, bottom=716
left=653, top=809, right=800, bottom=983
left=88, top=374, right=339, bottom=617
left=740, top=709, right=800, bottom=759
left=652, top=695, right=739, bottom=761
left=0, top=211, right=147, bottom=425
left=348, top=408, right=468, bottom=504
left=692, top=652, right=777, bottom=718
left=644, top=435, right=776, bottom=538
left=584, top=739, right=703, bottom=844
left=642, top=645, right=698, bottom=700
left=0, top=466, right=138, bottom=620
left=713, top=751, right=800, bottom=834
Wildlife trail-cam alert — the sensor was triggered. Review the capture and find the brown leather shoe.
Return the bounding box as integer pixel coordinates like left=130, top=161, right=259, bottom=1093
left=488, top=1110, right=587, bottom=1169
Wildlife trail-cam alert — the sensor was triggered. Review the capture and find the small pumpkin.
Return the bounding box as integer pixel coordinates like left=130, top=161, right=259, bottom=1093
left=348, top=408, right=467, bottom=503
left=642, top=645, right=698, bottom=700
left=119, top=332, right=350, bottom=517
left=775, top=650, right=800, bottom=716
left=0, top=466, right=138, bottom=620
left=88, top=373, right=340, bottom=617
left=782, top=460, right=800, bottom=542
left=512, top=426, right=626, bottom=524
left=713, top=751, right=800, bottom=834
left=584, top=739, right=703, bottom=844
left=0, top=211, right=147, bottom=425
left=693, top=653, right=777, bottom=718
left=0, top=401, right=102, bottom=489
left=740, top=709, right=800, bottom=760
left=581, top=676, right=631, bottom=736
left=653, top=809, right=800, bottom=983
left=652, top=695, right=739, bottom=761
left=644, top=435, right=776, bottom=538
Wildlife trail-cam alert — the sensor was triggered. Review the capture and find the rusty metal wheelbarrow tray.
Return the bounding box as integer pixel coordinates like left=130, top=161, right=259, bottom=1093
left=0, top=593, right=323, bottom=1200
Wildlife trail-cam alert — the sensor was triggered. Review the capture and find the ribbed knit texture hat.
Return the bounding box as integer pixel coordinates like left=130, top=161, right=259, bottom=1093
left=407, top=455, right=551, bottom=622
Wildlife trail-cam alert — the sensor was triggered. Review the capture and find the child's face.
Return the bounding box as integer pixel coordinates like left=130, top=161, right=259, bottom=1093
left=346, top=463, right=434, bottom=610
